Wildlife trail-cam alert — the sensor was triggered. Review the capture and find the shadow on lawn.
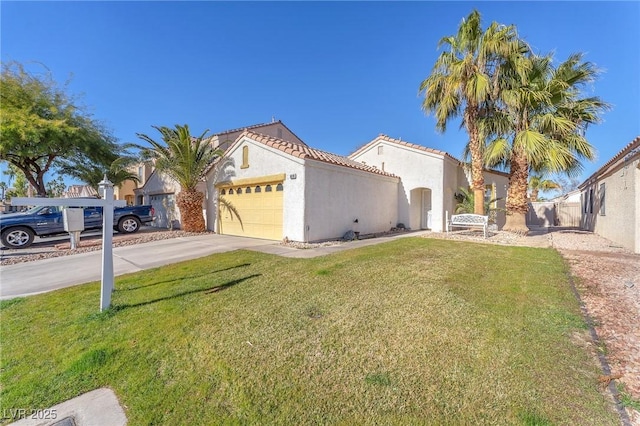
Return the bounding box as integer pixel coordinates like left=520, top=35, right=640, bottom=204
left=117, top=263, right=252, bottom=291
left=112, top=274, right=261, bottom=311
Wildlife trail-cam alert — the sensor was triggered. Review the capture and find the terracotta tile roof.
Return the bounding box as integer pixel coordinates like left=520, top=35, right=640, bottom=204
left=349, top=134, right=510, bottom=177
left=206, top=120, right=307, bottom=147
left=240, top=131, right=397, bottom=178
left=349, top=134, right=459, bottom=162
left=63, top=185, right=99, bottom=198
left=212, top=121, right=277, bottom=136
left=580, top=136, right=640, bottom=187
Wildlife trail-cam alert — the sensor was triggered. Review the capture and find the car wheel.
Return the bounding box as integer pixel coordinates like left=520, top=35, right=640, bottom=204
left=1, top=227, right=35, bottom=249
left=118, top=216, right=141, bottom=233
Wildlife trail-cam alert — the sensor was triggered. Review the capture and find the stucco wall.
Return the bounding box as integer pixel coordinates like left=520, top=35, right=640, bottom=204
left=135, top=171, right=180, bottom=202
left=205, top=136, right=307, bottom=240
left=581, top=158, right=639, bottom=253
left=350, top=141, right=446, bottom=231
left=134, top=171, right=183, bottom=227
left=304, top=160, right=399, bottom=242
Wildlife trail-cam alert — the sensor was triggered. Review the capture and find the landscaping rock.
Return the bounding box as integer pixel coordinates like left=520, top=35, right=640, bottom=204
left=343, top=230, right=356, bottom=241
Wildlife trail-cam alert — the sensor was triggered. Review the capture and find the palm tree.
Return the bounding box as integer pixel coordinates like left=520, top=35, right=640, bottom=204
left=484, top=53, right=609, bottom=233
left=419, top=10, right=522, bottom=215
left=528, top=174, right=560, bottom=202
left=454, top=186, right=502, bottom=220
left=136, top=124, right=222, bottom=232
left=60, top=157, right=140, bottom=194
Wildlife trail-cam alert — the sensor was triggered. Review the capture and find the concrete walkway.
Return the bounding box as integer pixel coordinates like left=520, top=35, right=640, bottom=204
left=0, top=231, right=429, bottom=300
left=0, top=234, right=275, bottom=299
left=8, top=388, right=126, bottom=426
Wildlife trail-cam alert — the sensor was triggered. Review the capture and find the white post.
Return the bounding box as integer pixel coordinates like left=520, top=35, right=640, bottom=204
left=445, top=210, right=449, bottom=233
left=11, top=195, right=125, bottom=313
left=99, top=176, right=115, bottom=312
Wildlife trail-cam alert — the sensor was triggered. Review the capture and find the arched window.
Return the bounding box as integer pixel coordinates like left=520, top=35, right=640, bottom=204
left=245, top=187, right=251, bottom=194
left=255, top=186, right=261, bottom=193
left=220, top=189, right=226, bottom=195
left=276, top=183, right=283, bottom=191
left=237, top=188, right=242, bottom=194
left=265, top=185, right=272, bottom=192
left=241, top=146, right=249, bottom=169
left=228, top=188, right=234, bottom=195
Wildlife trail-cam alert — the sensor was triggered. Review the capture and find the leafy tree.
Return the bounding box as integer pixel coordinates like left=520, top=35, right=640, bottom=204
left=0, top=61, right=118, bottom=196
left=555, top=175, right=581, bottom=195
left=4, top=163, right=29, bottom=198
left=528, top=174, right=560, bottom=202
left=483, top=53, right=608, bottom=232
left=135, top=124, right=224, bottom=232
left=419, top=10, right=521, bottom=214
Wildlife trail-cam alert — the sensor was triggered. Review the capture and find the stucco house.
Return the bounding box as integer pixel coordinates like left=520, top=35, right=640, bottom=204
left=134, top=120, right=304, bottom=228
left=113, top=163, right=153, bottom=205
left=349, top=135, right=508, bottom=233
left=579, top=136, right=640, bottom=253
left=205, top=131, right=508, bottom=242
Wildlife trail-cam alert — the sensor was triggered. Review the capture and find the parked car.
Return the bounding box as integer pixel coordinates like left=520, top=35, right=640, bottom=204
left=0, top=205, right=155, bottom=249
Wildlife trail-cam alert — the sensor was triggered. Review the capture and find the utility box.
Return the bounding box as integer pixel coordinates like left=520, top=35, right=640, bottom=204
left=63, top=207, right=85, bottom=232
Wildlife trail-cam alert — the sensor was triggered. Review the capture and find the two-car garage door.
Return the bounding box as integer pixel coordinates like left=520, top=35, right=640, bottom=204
left=218, top=176, right=284, bottom=240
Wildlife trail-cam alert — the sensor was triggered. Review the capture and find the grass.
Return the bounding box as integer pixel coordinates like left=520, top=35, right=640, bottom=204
left=0, top=238, right=618, bottom=425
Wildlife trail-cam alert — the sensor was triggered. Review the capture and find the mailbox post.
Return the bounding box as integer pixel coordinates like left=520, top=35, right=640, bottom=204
left=63, top=207, right=85, bottom=250
left=99, top=177, right=115, bottom=310
left=12, top=175, right=124, bottom=312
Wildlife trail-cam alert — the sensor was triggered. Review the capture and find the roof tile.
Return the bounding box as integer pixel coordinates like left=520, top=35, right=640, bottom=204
left=240, top=131, right=397, bottom=178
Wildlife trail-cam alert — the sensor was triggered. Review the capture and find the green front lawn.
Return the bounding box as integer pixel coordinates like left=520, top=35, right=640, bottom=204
left=1, top=238, right=617, bottom=424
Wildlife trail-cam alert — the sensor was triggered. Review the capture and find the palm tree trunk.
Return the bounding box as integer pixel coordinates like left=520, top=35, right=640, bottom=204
left=503, top=148, right=529, bottom=234
left=530, top=189, right=539, bottom=202
left=465, top=106, right=486, bottom=215
left=176, top=190, right=205, bottom=232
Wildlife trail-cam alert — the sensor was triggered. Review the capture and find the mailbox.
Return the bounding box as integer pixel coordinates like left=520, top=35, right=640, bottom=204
left=63, top=207, right=85, bottom=232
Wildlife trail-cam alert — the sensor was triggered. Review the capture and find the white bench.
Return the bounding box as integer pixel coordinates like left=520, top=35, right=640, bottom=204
left=446, top=213, right=489, bottom=238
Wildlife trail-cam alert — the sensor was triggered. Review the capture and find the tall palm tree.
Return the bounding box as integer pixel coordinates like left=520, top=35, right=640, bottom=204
left=528, top=174, right=560, bottom=202
left=419, top=10, right=522, bottom=214
left=136, top=124, right=222, bottom=232
left=484, top=53, right=609, bottom=233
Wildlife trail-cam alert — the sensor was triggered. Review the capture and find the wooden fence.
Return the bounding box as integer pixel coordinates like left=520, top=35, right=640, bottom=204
left=526, top=202, right=581, bottom=227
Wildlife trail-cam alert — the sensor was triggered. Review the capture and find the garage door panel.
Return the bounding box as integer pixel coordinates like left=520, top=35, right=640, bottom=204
left=218, top=179, right=283, bottom=240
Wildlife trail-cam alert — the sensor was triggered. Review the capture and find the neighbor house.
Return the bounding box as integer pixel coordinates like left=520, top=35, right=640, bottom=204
left=113, top=163, right=154, bottom=205
left=63, top=185, right=99, bottom=198
left=579, top=136, right=640, bottom=253
left=204, top=131, right=508, bottom=242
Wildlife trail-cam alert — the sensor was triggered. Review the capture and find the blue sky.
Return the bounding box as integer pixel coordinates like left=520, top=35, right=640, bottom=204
left=2, top=1, right=639, bottom=188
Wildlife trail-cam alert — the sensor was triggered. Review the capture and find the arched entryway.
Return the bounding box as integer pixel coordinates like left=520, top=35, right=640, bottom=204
left=410, top=187, right=432, bottom=230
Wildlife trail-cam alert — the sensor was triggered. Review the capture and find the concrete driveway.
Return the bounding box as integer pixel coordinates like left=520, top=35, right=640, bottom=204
left=0, top=234, right=275, bottom=299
